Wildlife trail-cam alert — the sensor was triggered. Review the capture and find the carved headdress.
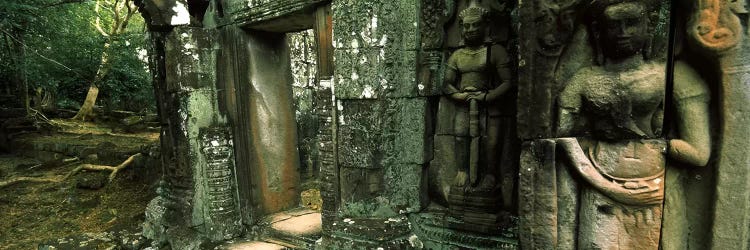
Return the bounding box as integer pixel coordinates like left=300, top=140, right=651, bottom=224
left=459, top=0, right=490, bottom=22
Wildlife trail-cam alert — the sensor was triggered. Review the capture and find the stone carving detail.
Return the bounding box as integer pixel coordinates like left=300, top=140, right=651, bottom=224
left=685, top=0, right=750, bottom=248
left=421, top=0, right=453, bottom=50
left=315, top=79, right=338, bottom=233
left=546, top=1, right=712, bottom=249
left=419, top=0, right=454, bottom=95
left=434, top=0, right=517, bottom=231
left=534, top=0, right=580, bottom=56
left=200, top=127, right=241, bottom=239
left=688, top=0, right=744, bottom=52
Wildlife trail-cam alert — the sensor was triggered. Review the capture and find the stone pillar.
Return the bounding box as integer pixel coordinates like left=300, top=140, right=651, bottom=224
left=324, top=0, right=429, bottom=248
left=244, top=31, right=302, bottom=216
left=687, top=2, right=750, bottom=248
left=142, top=23, right=242, bottom=248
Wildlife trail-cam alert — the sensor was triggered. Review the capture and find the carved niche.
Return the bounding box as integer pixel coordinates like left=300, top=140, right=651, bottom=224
left=421, top=0, right=520, bottom=248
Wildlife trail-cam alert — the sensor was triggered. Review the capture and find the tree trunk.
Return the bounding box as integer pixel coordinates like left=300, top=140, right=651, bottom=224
left=72, top=42, right=111, bottom=121
left=22, top=43, right=29, bottom=116
left=73, top=85, right=100, bottom=121
left=5, top=27, right=27, bottom=110
left=2, top=34, right=12, bottom=96
left=9, top=26, right=30, bottom=115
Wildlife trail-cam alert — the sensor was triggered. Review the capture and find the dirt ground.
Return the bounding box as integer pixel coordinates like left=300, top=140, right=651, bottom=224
left=0, top=119, right=161, bottom=249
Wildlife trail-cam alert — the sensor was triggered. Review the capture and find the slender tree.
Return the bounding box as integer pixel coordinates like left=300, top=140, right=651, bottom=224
left=72, top=0, right=137, bottom=121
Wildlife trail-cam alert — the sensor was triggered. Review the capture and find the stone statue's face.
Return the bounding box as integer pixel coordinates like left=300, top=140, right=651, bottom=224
left=462, top=15, right=486, bottom=45
left=600, top=3, right=649, bottom=59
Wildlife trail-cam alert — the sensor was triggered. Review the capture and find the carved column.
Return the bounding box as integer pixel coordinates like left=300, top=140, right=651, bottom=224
left=688, top=1, right=750, bottom=248
left=139, top=1, right=243, bottom=247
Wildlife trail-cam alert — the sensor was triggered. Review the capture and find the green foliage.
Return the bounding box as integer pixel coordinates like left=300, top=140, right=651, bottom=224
left=0, top=1, right=39, bottom=30
left=0, top=0, right=154, bottom=112
left=100, top=31, right=155, bottom=112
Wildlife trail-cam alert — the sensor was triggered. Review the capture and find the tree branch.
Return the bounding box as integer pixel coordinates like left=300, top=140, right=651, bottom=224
left=93, top=0, right=110, bottom=37
left=43, top=0, right=91, bottom=8
left=110, top=0, right=122, bottom=35
left=117, top=0, right=136, bottom=34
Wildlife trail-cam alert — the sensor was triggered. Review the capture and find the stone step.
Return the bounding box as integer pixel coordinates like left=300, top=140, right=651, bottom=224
left=223, top=240, right=291, bottom=250
left=261, top=208, right=323, bottom=249
left=262, top=237, right=305, bottom=249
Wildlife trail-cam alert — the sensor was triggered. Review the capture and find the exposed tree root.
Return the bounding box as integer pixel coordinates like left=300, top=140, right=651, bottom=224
left=0, top=176, right=62, bottom=188
left=70, top=153, right=142, bottom=182
left=0, top=153, right=142, bottom=189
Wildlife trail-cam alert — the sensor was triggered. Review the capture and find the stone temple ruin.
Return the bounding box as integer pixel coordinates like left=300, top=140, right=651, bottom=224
left=135, top=0, right=750, bottom=249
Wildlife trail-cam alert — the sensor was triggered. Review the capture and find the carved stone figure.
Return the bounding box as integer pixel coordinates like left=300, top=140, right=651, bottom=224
left=555, top=1, right=712, bottom=249
left=443, top=0, right=515, bottom=212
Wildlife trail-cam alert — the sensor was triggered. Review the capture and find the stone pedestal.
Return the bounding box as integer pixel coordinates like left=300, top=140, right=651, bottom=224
left=410, top=208, right=518, bottom=249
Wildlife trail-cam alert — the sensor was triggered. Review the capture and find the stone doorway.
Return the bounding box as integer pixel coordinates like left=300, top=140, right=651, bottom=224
left=225, top=4, right=333, bottom=248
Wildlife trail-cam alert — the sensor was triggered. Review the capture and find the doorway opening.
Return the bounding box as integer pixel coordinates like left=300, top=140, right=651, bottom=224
left=229, top=5, right=333, bottom=248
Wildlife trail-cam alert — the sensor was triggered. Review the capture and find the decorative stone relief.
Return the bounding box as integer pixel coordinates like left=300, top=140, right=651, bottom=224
left=533, top=0, right=579, bottom=57
left=688, top=0, right=744, bottom=52
left=199, top=127, right=242, bottom=240
left=519, top=0, right=717, bottom=249
left=554, top=2, right=679, bottom=248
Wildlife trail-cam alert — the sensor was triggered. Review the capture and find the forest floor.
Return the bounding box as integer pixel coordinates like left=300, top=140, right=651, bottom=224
left=0, top=118, right=161, bottom=249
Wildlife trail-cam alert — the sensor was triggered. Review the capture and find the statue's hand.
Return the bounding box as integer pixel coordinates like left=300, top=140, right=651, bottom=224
left=600, top=183, right=663, bottom=206
left=451, top=91, right=484, bottom=102
left=451, top=92, right=470, bottom=101
left=454, top=171, right=468, bottom=187
left=467, top=92, right=487, bottom=101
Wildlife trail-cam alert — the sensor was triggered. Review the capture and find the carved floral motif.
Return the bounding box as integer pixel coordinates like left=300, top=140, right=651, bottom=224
left=689, top=0, right=744, bottom=52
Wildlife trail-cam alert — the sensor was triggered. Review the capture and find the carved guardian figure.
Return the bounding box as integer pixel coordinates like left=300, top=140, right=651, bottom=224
left=443, top=0, right=516, bottom=210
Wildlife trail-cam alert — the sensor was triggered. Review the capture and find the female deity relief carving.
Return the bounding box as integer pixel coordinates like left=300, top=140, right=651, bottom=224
left=443, top=0, right=516, bottom=210
left=555, top=0, right=712, bottom=248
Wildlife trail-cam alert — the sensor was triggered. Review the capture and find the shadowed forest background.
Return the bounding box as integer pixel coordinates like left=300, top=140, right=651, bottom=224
left=0, top=0, right=154, bottom=117
left=0, top=1, right=160, bottom=248
left=0, top=1, right=321, bottom=248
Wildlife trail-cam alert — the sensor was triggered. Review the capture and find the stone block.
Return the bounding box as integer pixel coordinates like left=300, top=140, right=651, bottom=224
left=337, top=98, right=432, bottom=169
left=337, top=99, right=387, bottom=169
left=428, top=134, right=457, bottom=203
left=325, top=217, right=412, bottom=249
left=231, top=0, right=327, bottom=31
left=518, top=139, right=558, bottom=249
left=165, top=27, right=218, bottom=93
left=384, top=164, right=428, bottom=214
left=334, top=48, right=418, bottom=99
left=332, top=0, right=419, bottom=51
left=388, top=98, right=433, bottom=165
left=339, top=167, right=384, bottom=203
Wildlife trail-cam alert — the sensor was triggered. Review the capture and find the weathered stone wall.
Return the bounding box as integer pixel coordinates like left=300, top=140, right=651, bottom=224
left=325, top=0, right=429, bottom=248
left=135, top=0, right=750, bottom=249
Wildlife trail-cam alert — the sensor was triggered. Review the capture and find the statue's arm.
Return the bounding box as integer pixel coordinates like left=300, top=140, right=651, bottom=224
left=669, top=62, right=712, bottom=166
left=485, top=45, right=513, bottom=102
left=557, top=75, right=583, bottom=135
left=557, top=138, right=663, bottom=205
